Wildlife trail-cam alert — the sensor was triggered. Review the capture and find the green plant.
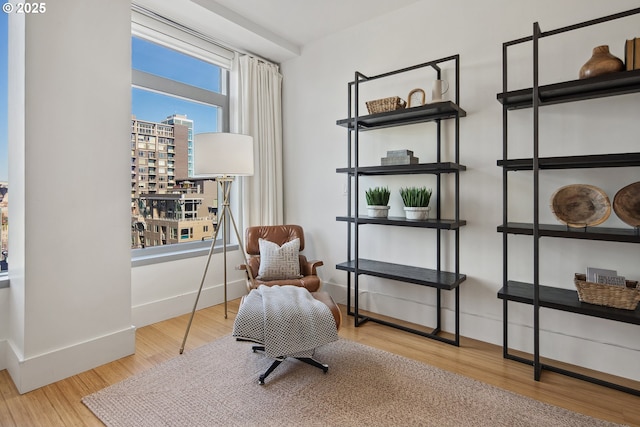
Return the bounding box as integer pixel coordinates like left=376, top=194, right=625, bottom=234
left=365, top=186, right=391, bottom=206
left=399, top=186, right=432, bottom=207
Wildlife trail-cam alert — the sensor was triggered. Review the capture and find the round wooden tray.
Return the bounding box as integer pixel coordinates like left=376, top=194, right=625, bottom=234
left=613, top=181, right=640, bottom=228
left=550, top=184, right=611, bottom=228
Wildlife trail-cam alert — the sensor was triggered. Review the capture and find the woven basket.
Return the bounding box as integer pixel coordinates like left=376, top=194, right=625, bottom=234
left=574, top=273, right=640, bottom=310
left=366, top=96, right=406, bottom=114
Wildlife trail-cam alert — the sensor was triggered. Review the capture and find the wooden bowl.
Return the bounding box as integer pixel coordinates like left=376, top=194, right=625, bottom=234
left=613, top=181, right=640, bottom=228
left=550, top=184, right=611, bottom=228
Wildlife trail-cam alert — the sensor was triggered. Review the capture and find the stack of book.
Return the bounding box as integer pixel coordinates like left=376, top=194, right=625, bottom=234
left=625, top=38, right=640, bottom=70
left=381, top=149, right=419, bottom=166
left=586, top=266, right=626, bottom=286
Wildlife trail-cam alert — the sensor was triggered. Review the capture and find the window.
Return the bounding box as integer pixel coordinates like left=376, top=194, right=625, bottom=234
left=0, top=12, right=8, bottom=274
left=180, top=228, right=194, bottom=240
left=130, top=10, right=232, bottom=254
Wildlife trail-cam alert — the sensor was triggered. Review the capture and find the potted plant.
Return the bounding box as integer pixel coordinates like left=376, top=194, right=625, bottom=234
left=400, top=186, right=432, bottom=220
left=365, top=186, right=391, bottom=218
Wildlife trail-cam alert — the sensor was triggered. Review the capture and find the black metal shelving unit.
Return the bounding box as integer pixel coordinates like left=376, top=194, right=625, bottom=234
left=336, top=55, right=466, bottom=346
left=498, top=7, right=640, bottom=396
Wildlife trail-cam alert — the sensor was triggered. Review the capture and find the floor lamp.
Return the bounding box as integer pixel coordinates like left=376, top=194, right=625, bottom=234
left=179, top=132, right=255, bottom=354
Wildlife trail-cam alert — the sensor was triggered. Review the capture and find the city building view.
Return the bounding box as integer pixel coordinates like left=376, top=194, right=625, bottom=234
left=130, top=114, right=218, bottom=249
left=0, top=182, right=7, bottom=271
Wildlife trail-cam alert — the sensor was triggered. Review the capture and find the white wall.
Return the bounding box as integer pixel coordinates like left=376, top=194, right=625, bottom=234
left=0, top=287, right=8, bottom=369
left=3, top=0, right=136, bottom=393
left=131, top=251, right=248, bottom=328
left=281, top=0, right=640, bottom=381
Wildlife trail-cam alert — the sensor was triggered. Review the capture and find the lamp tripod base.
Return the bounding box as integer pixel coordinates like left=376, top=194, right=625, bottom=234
left=179, top=177, right=255, bottom=354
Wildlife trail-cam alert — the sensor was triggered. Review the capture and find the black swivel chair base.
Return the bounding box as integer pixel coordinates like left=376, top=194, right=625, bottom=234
left=251, top=345, right=329, bottom=385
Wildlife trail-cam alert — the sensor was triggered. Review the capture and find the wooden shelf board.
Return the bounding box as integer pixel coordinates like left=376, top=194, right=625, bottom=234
left=336, top=101, right=466, bottom=130
left=497, top=152, right=640, bottom=170
left=336, top=162, right=466, bottom=175
left=498, top=222, right=640, bottom=243
left=498, top=281, right=640, bottom=325
left=337, top=216, right=466, bottom=229
left=497, top=69, right=640, bottom=110
left=336, top=258, right=466, bottom=290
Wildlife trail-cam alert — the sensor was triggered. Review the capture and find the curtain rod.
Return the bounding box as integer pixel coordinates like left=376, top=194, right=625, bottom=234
left=131, top=3, right=279, bottom=67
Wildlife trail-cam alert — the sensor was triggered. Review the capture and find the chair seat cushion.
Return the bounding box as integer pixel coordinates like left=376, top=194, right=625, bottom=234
left=257, top=238, right=302, bottom=280
left=250, top=275, right=321, bottom=292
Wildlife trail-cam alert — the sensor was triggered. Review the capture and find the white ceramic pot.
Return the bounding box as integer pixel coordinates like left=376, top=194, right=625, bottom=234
left=367, top=205, right=390, bottom=218
left=404, top=206, right=430, bottom=220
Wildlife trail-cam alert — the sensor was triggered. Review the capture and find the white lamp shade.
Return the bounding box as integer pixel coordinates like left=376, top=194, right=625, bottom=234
left=193, top=132, right=254, bottom=177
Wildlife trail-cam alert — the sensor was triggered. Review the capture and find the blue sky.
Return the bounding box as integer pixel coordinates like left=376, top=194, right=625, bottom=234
left=0, top=30, right=222, bottom=182
left=131, top=37, right=221, bottom=133
left=1, top=12, right=7, bottom=182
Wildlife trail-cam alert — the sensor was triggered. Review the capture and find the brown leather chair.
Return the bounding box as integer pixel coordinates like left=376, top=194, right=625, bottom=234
left=239, top=224, right=323, bottom=292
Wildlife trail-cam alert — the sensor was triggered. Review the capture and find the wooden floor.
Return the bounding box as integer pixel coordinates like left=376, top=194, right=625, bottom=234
left=1, top=299, right=640, bottom=426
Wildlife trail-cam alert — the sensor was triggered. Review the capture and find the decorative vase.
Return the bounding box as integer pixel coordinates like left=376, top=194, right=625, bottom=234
left=579, top=45, right=624, bottom=79
left=367, top=205, right=390, bottom=218
left=403, top=206, right=430, bottom=220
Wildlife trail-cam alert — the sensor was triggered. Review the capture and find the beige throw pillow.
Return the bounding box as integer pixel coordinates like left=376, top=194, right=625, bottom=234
left=257, top=238, right=302, bottom=280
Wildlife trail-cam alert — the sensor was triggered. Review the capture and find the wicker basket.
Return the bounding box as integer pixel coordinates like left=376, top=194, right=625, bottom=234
left=574, top=273, right=640, bottom=310
left=366, top=96, right=406, bottom=114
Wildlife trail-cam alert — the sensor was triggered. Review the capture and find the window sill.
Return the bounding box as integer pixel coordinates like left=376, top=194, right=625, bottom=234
left=0, top=242, right=238, bottom=285
left=131, top=240, right=240, bottom=268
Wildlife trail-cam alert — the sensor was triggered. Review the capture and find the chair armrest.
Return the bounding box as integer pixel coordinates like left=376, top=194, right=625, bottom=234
left=237, top=257, right=260, bottom=278
left=300, top=255, right=323, bottom=276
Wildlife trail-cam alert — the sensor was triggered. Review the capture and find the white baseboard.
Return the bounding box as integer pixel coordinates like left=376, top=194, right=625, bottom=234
left=0, top=339, right=6, bottom=371
left=132, top=279, right=247, bottom=328
left=5, top=326, right=136, bottom=394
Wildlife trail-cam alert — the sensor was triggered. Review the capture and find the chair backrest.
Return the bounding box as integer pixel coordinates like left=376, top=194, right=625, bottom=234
left=245, top=225, right=306, bottom=255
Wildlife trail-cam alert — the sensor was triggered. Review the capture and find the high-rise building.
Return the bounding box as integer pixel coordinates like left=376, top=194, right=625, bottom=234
left=162, top=114, right=194, bottom=178
left=131, top=116, right=189, bottom=200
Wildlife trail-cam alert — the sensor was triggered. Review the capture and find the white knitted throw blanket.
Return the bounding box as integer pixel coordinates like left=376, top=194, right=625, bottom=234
left=232, top=285, right=338, bottom=358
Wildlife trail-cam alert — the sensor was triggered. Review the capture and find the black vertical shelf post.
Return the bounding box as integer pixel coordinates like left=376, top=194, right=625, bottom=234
left=346, top=81, right=353, bottom=317
left=532, top=20, right=541, bottom=382
left=353, top=71, right=365, bottom=327
left=453, top=55, right=461, bottom=341
left=435, top=63, right=443, bottom=334
left=501, top=36, right=510, bottom=361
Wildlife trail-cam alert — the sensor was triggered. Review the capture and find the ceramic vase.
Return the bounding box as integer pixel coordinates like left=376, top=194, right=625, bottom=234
left=579, top=45, right=624, bottom=79
left=404, top=206, right=430, bottom=220
left=367, top=205, right=390, bottom=218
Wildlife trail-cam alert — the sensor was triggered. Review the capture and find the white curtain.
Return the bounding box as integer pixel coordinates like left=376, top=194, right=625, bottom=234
left=234, top=55, right=284, bottom=227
